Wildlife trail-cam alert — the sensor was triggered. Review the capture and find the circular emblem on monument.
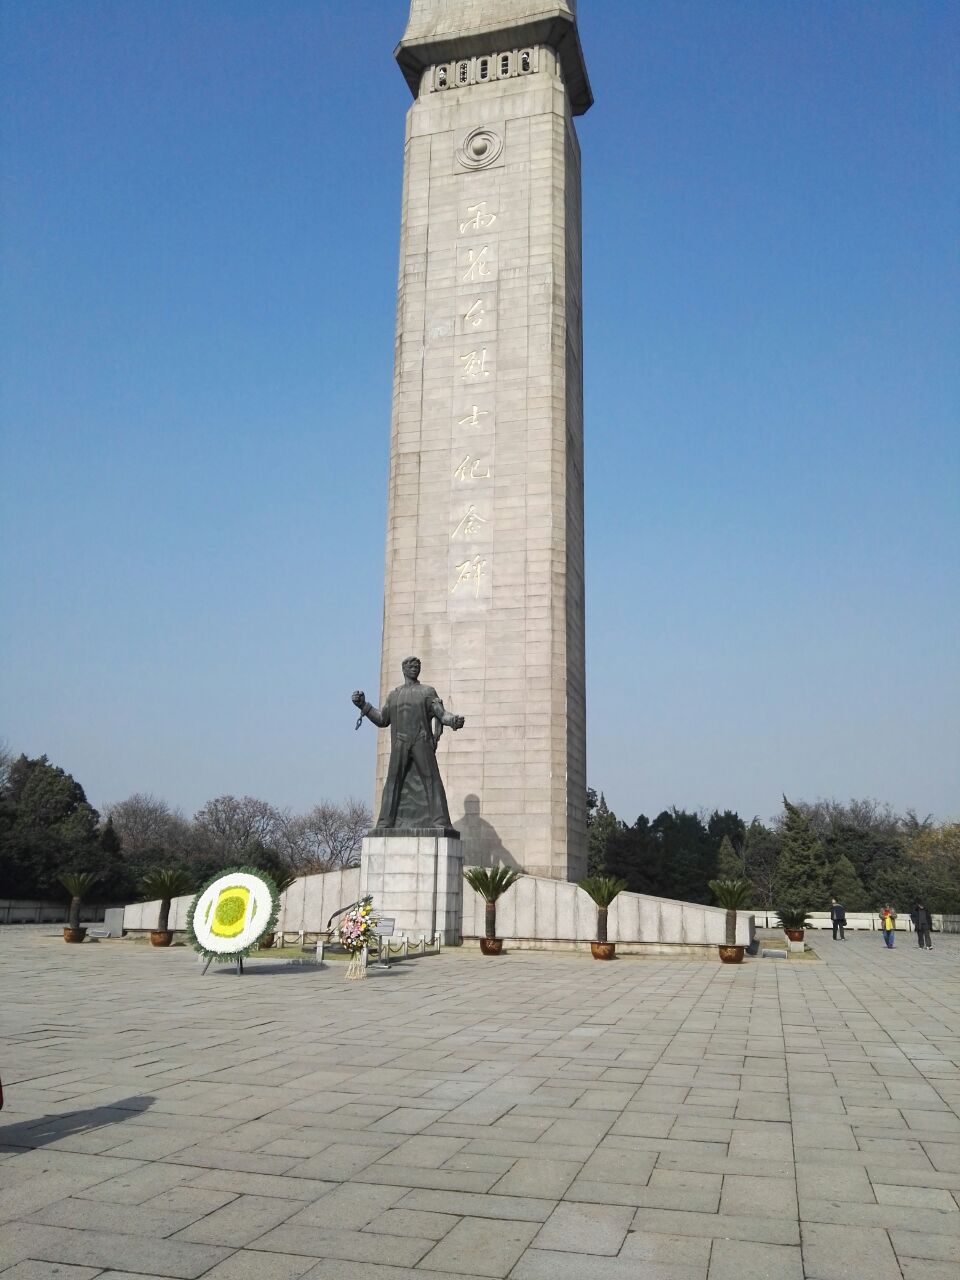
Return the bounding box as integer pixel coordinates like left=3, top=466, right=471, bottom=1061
left=457, top=126, right=503, bottom=170
left=186, top=867, right=279, bottom=961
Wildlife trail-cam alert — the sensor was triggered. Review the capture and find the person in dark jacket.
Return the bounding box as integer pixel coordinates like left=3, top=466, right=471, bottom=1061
left=911, top=902, right=934, bottom=950
left=829, top=898, right=847, bottom=941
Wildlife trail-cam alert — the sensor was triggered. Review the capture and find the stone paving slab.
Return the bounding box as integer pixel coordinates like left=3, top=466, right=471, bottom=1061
left=0, top=1266, right=102, bottom=1280
left=418, top=1217, right=540, bottom=1277
left=1, top=929, right=959, bottom=1278
left=0, top=1224, right=230, bottom=1278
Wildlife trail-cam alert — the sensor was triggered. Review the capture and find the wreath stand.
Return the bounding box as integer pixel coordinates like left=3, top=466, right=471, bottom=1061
left=344, top=946, right=368, bottom=981
left=201, top=955, right=244, bottom=976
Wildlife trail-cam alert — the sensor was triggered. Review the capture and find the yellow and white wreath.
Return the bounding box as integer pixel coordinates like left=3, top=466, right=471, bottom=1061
left=186, top=867, right=280, bottom=962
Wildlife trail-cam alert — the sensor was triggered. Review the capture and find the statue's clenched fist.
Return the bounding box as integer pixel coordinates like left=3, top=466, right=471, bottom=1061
left=351, top=690, right=365, bottom=708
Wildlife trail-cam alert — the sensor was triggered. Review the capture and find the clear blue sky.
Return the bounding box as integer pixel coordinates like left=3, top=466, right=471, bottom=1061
left=2, top=0, right=957, bottom=826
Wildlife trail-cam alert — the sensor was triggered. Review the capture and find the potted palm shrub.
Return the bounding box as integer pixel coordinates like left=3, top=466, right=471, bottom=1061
left=579, top=875, right=627, bottom=959
left=59, top=872, right=99, bottom=942
left=708, top=877, right=751, bottom=963
left=776, top=904, right=810, bottom=943
left=140, top=868, right=194, bottom=946
left=463, top=864, right=521, bottom=954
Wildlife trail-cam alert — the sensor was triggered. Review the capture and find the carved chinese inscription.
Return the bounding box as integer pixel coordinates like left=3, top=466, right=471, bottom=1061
left=451, top=555, right=486, bottom=599
left=451, top=505, right=488, bottom=539
left=459, top=202, right=497, bottom=234
left=459, top=349, right=490, bottom=379
left=461, top=246, right=491, bottom=283
left=458, top=405, right=491, bottom=428
left=463, top=298, right=486, bottom=329
left=450, top=188, right=500, bottom=604
left=454, top=455, right=491, bottom=482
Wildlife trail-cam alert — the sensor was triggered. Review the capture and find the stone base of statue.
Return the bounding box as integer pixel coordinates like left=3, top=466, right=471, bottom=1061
left=360, top=831, right=463, bottom=946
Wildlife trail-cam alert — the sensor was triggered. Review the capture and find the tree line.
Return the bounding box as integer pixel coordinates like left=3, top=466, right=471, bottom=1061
left=0, top=747, right=370, bottom=903
left=2, top=744, right=957, bottom=914
left=587, top=791, right=960, bottom=913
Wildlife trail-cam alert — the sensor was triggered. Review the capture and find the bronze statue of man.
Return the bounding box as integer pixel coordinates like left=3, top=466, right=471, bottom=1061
left=352, top=657, right=465, bottom=832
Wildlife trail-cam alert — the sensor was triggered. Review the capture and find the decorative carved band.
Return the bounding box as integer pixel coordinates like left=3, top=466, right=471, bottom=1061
left=431, top=48, right=539, bottom=94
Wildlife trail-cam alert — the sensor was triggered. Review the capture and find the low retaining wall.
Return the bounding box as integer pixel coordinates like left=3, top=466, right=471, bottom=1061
left=123, top=894, right=194, bottom=932
left=461, top=876, right=753, bottom=948
left=123, top=869, right=362, bottom=937
left=1, top=899, right=116, bottom=925
left=125, top=869, right=753, bottom=949
left=276, top=868, right=360, bottom=935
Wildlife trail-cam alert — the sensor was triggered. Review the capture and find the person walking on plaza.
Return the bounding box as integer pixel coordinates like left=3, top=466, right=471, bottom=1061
left=830, top=898, right=847, bottom=941
left=911, top=902, right=934, bottom=950
left=880, top=906, right=896, bottom=948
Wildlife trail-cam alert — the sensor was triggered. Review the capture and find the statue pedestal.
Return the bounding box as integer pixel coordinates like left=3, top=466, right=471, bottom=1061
left=360, top=833, right=463, bottom=945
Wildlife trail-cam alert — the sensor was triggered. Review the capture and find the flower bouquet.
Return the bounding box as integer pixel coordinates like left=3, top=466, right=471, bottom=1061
left=339, top=899, right=377, bottom=979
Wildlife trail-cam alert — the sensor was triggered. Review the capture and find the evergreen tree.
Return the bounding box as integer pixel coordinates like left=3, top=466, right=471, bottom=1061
left=0, top=755, right=101, bottom=897
left=0, top=755, right=135, bottom=899
left=716, top=834, right=744, bottom=881
left=587, top=792, right=620, bottom=875
left=824, top=822, right=902, bottom=902
left=604, top=815, right=659, bottom=894
left=708, top=810, right=745, bottom=852
left=652, top=809, right=713, bottom=903
left=773, top=796, right=829, bottom=910
left=99, top=816, right=122, bottom=856
left=10, top=754, right=99, bottom=843
left=585, top=788, right=598, bottom=822
left=828, top=853, right=867, bottom=910
left=871, top=861, right=921, bottom=911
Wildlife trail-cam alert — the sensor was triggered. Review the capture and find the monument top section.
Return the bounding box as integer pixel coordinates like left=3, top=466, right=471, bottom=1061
left=395, top=0, right=593, bottom=115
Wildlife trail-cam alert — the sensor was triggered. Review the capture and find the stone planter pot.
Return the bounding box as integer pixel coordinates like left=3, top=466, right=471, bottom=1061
left=591, top=942, right=616, bottom=960
left=718, top=945, right=745, bottom=964
left=258, top=932, right=275, bottom=950
left=479, top=938, right=503, bottom=956
left=150, top=930, right=174, bottom=947
left=63, top=926, right=86, bottom=943
left=784, top=929, right=805, bottom=943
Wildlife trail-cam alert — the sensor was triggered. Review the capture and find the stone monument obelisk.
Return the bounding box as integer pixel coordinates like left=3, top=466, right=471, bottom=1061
left=371, top=1, right=592, bottom=886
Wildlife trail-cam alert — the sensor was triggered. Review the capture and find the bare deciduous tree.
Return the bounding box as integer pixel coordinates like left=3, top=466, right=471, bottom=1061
left=104, top=789, right=370, bottom=883
left=107, top=793, right=192, bottom=860
left=192, top=795, right=287, bottom=861
left=781, top=798, right=907, bottom=839
left=741, top=818, right=780, bottom=908
left=282, top=798, right=370, bottom=873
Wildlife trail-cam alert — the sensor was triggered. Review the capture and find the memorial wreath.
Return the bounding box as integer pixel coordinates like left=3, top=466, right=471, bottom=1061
left=186, top=866, right=280, bottom=963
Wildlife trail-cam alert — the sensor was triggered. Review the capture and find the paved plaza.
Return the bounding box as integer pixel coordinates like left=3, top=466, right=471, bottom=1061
left=2, top=930, right=959, bottom=1280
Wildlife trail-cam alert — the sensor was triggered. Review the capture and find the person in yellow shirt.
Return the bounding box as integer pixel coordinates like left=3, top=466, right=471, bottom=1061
left=880, top=906, right=896, bottom=948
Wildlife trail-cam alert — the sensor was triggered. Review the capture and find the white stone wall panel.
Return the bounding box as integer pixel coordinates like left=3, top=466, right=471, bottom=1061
left=460, top=874, right=754, bottom=947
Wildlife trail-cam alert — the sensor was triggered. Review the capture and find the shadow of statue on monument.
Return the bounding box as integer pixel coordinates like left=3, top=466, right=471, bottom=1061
left=454, top=794, right=520, bottom=869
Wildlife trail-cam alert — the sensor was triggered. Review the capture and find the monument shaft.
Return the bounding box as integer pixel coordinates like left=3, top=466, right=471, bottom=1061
left=377, top=1, right=592, bottom=879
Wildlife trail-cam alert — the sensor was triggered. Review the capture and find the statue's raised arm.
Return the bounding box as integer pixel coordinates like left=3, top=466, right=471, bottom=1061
left=351, top=688, right=390, bottom=728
